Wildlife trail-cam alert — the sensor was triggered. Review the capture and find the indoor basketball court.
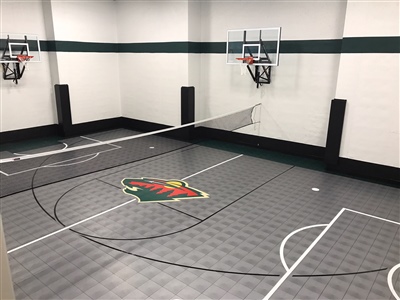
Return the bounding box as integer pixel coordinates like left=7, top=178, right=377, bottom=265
left=1, top=1, right=399, bottom=300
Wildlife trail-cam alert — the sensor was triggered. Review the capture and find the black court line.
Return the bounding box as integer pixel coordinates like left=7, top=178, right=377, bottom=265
left=157, top=202, right=202, bottom=221
left=83, top=235, right=281, bottom=277
left=96, top=178, right=122, bottom=190
left=2, top=140, right=198, bottom=198
left=25, top=135, right=295, bottom=278
left=29, top=149, right=294, bottom=277
left=292, top=267, right=388, bottom=277
left=52, top=165, right=296, bottom=241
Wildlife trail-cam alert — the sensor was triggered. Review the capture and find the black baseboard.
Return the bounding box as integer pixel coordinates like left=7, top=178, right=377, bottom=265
left=121, top=117, right=195, bottom=140
left=120, top=117, right=169, bottom=132
left=1, top=119, right=398, bottom=185
left=196, top=127, right=325, bottom=159
left=327, top=159, right=400, bottom=185
left=195, top=127, right=399, bottom=185
left=0, top=124, right=59, bottom=144
left=66, top=117, right=122, bottom=137
left=0, top=118, right=122, bottom=144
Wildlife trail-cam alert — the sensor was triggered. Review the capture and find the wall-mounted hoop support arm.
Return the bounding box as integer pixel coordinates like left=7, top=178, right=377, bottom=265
left=242, top=31, right=272, bottom=88
left=259, top=38, right=272, bottom=64
left=246, top=65, right=271, bottom=88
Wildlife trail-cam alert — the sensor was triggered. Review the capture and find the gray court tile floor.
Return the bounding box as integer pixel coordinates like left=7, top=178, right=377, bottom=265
left=1, top=131, right=399, bottom=300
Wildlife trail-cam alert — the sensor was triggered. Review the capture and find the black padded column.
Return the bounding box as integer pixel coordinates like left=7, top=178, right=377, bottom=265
left=54, top=84, right=73, bottom=137
left=325, top=98, right=347, bottom=166
left=181, top=86, right=195, bottom=139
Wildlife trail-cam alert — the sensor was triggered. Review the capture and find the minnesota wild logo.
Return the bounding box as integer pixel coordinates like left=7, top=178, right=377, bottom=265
left=121, top=177, right=209, bottom=203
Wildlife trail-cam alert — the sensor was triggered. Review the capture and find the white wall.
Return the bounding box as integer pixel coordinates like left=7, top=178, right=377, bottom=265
left=198, top=0, right=399, bottom=168
left=188, top=1, right=202, bottom=89
left=1, top=0, right=398, bottom=169
left=335, top=1, right=399, bottom=167
left=198, top=1, right=347, bottom=148
left=0, top=0, right=121, bottom=130
left=0, top=0, right=55, bottom=132
left=49, top=0, right=121, bottom=125
left=117, top=0, right=190, bottom=126
left=200, top=1, right=347, bottom=41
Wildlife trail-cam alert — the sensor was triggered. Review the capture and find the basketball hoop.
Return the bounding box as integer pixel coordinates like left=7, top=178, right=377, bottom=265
left=236, top=57, right=254, bottom=65
left=236, top=57, right=254, bottom=75
left=17, top=55, right=34, bottom=67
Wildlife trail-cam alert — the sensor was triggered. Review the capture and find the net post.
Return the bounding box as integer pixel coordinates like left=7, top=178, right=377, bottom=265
left=181, top=86, right=195, bottom=140
left=54, top=84, right=73, bottom=137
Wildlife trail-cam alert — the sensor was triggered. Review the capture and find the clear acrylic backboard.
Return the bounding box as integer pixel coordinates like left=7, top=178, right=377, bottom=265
left=226, top=27, right=281, bottom=67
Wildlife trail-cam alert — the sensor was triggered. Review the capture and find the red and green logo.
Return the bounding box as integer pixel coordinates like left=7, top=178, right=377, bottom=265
left=121, top=177, right=209, bottom=203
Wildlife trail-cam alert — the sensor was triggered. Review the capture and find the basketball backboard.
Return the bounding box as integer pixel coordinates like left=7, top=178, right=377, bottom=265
left=0, top=33, right=41, bottom=63
left=226, top=27, right=281, bottom=66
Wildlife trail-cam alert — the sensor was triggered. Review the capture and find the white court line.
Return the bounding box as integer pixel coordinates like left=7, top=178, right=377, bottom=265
left=345, top=208, right=400, bottom=300
left=181, top=154, right=243, bottom=180
left=0, top=170, right=10, bottom=176
left=1, top=142, right=69, bottom=176
left=344, top=208, right=400, bottom=226
left=44, top=153, right=99, bottom=167
left=7, top=153, right=244, bottom=254
left=388, top=263, right=400, bottom=300
left=80, top=136, right=121, bottom=149
left=7, top=199, right=137, bottom=254
left=279, top=224, right=328, bottom=272
left=3, top=147, right=119, bottom=176
left=263, top=208, right=347, bottom=300
left=265, top=207, right=400, bottom=299
left=13, top=143, right=69, bottom=156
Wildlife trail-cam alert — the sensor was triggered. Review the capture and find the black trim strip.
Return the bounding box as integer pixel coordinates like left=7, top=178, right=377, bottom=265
left=1, top=119, right=398, bottom=185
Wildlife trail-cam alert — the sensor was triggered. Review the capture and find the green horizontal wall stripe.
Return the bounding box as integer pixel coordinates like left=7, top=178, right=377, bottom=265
left=34, top=37, right=399, bottom=54
left=40, top=41, right=118, bottom=52
left=118, top=42, right=201, bottom=53
left=281, top=39, right=342, bottom=53
left=341, top=37, right=400, bottom=53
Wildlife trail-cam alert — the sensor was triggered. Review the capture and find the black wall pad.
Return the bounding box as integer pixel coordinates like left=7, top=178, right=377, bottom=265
left=68, top=118, right=122, bottom=136
left=54, top=84, right=73, bottom=137
left=330, top=158, right=400, bottom=185
left=325, top=99, right=347, bottom=166
left=181, top=86, right=195, bottom=139
left=195, top=127, right=325, bottom=159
